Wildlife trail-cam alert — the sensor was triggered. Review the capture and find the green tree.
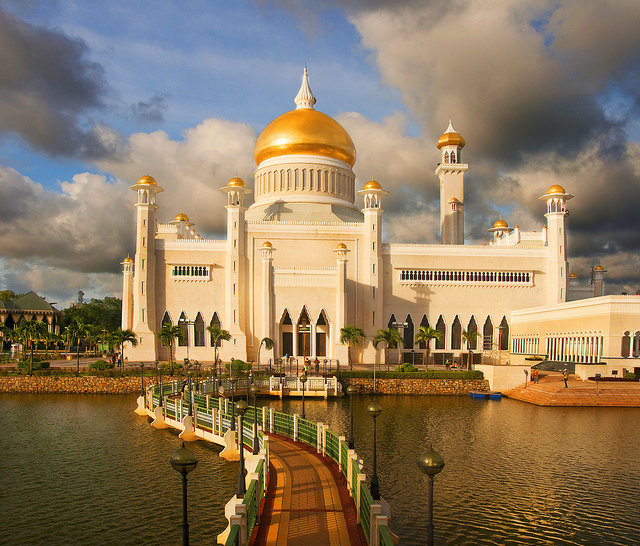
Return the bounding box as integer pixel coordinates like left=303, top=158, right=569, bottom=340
left=16, top=319, right=49, bottom=375
left=415, top=326, right=443, bottom=370
left=111, top=328, right=138, bottom=369
left=339, top=325, right=366, bottom=370
left=462, top=330, right=480, bottom=370
left=206, top=324, right=231, bottom=379
left=373, top=328, right=404, bottom=371
left=157, top=323, right=184, bottom=375
left=257, top=337, right=274, bottom=371
left=0, top=290, right=19, bottom=303
left=65, top=319, right=90, bottom=375
left=62, top=297, right=122, bottom=331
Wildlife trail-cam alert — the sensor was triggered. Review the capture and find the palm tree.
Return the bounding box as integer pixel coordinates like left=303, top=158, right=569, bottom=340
left=111, top=328, right=138, bottom=370
left=339, top=325, right=366, bottom=370
left=66, top=319, right=90, bottom=375
left=157, top=324, right=184, bottom=375
left=462, top=330, right=480, bottom=369
left=415, top=326, right=443, bottom=370
left=206, top=324, right=231, bottom=379
left=373, top=328, right=404, bottom=370
left=16, top=319, right=48, bottom=376
left=257, top=337, right=274, bottom=372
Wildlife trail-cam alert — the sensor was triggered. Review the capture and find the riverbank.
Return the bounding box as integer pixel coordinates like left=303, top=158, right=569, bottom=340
left=0, top=375, right=151, bottom=394
left=339, top=377, right=490, bottom=395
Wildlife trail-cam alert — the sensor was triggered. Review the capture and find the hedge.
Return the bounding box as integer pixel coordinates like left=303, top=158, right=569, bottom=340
left=333, top=370, right=484, bottom=380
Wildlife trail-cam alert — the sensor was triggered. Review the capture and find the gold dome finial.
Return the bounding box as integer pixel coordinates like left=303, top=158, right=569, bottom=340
left=546, top=183, right=566, bottom=195
left=295, top=64, right=316, bottom=109
left=437, top=120, right=466, bottom=149
left=227, top=176, right=246, bottom=187
left=174, top=212, right=189, bottom=222
left=364, top=179, right=382, bottom=190
left=336, top=242, right=347, bottom=250
left=138, top=174, right=157, bottom=186
left=262, top=241, right=273, bottom=248
left=123, top=254, right=133, bottom=263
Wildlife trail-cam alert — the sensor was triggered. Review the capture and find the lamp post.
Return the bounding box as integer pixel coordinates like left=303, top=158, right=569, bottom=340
left=139, top=362, right=145, bottom=397
left=250, top=384, right=260, bottom=455
left=186, top=360, right=193, bottom=416
left=194, top=360, right=200, bottom=392
left=235, top=400, right=248, bottom=498
left=418, top=446, right=445, bottom=546
left=367, top=401, right=382, bottom=500
left=300, top=374, right=307, bottom=419
left=170, top=442, right=198, bottom=546
left=155, top=360, right=163, bottom=408
left=346, top=385, right=357, bottom=449
left=246, top=371, right=252, bottom=403
left=230, top=379, right=236, bottom=431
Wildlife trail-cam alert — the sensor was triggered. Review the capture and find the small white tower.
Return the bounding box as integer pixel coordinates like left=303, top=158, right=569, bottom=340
left=539, top=183, right=573, bottom=304
left=220, top=176, right=252, bottom=360
left=121, top=255, right=134, bottom=331
left=334, top=243, right=349, bottom=364
left=436, top=121, right=467, bottom=244
left=592, top=264, right=606, bottom=297
left=488, top=219, right=510, bottom=243
left=260, top=241, right=275, bottom=354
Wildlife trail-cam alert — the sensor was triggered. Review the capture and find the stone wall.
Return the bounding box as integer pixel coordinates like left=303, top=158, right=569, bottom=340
left=0, top=376, right=158, bottom=395
left=340, top=377, right=489, bottom=395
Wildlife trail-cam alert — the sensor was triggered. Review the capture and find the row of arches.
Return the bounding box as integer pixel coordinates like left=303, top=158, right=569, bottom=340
left=161, top=311, right=222, bottom=348
left=443, top=150, right=460, bottom=164
left=621, top=331, right=640, bottom=358
left=171, top=265, right=209, bottom=278
left=279, top=307, right=330, bottom=357
left=386, top=314, right=510, bottom=351
left=546, top=335, right=603, bottom=363
left=400, top=269, right=531, bottom=284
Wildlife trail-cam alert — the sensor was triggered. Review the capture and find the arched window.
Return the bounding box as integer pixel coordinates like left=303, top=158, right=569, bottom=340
left=621, top=331, right=631, bottom=358
left=444, top=152, right=450, bottom=163
left=451, top=316, right=462, bottom=350
left=388, top=314, right=397, bottom=330
left=404, top=315, right=414, bottom=349
left=467, top=316, right=478, bottom=350
left=450, top=151, right=456, bottom=163
left=483, top=317, right=493, bottom=350
left=178, top=312, right=188, bottom=346
left=633, top=331, right=640, bottom=358
left=418, top=315, right=429, bottom=349
left=435, top=316, right=446, bottom=350
left=209, top=313, right=222, bottom=347
left=499, top=316, right=509, bottom=350
left=194, top=313, right=205, bottom=347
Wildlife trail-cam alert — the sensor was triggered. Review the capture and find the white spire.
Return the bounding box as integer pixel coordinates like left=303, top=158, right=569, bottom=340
left=445, top=119, right=456, bottom=133
left=294, top=63, right=316, bottom=109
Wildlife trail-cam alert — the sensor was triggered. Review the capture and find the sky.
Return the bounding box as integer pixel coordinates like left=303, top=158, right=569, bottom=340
left=1, top=0, right=640, bottom=306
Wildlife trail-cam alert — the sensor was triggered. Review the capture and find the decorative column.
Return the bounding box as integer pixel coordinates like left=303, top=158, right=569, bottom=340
left=121, top=255, right=134, bottom=331
left=260, top=241, right=274, bottom=346
left=334, top=243, right=349, bottom=363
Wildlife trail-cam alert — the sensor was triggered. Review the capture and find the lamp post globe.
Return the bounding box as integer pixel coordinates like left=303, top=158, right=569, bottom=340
left=418, top=446, right=445, bottom=546
left=250, top=384, right=260, bottom=454
left=367, top=401, right=382, bottom=500
left=300, top=374, right=307, bottom=419
left=170, top=442, right=198, bottom=546
left=235, top=400, right=249, bottom=498
left=346, top=385, right=357, bottom=449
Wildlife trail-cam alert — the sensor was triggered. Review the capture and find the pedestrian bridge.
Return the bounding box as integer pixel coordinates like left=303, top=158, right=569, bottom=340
left=137, top=382, right=394, bottom=545
left=213, top=375, right=342, bottom=398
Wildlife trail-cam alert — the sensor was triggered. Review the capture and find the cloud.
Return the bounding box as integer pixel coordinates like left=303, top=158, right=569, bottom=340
left=0, top=7, right=113, bottom=158
left=130, top=95, right=167, bottom=125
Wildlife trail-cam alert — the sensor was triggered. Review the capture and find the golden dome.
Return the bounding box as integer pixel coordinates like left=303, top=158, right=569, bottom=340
left=138, top=175, right=157, bottom=186
left=123, top=255, right=133, bottom=263
left=569, top=273, right=577, bottom=278
left=228, top=177, right=246, bottom=187
left=449, top=197, right=460, bottom=203
left=437, top=121, right=466, bottom=150
left=174, top=213, right=189, bottom=222
left=262, top=241, right=273, bottom=248
left=594, top=264, right=604, bottom=271
left=254, top=108, right=356, bottom=167
left=364, top=179, right=382, bottom=190
left=336, top=242, right=347, bottom=250
left=546, top=184, right=566, bottom=195
left=514, top=224, right=520, bottom=229
left=493, top=219, right=508, bottom=229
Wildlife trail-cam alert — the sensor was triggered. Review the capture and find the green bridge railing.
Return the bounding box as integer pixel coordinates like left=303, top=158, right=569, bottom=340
left=145, top=382, right=394, bottom=545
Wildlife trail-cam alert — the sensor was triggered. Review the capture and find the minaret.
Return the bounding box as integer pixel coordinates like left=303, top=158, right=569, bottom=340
left=592, top=264, right=606, bottom=297
left=435, top=121, right=467, bottom=244
left=488, top=219, right=510, bottom=243
left=357, top=180, right=388, bottom=339
left=130, top=174, right=163, bottom=360
left=220, top=176, right=252, bottom=360
left=539, top=184, right=573, bottom=304
left=121, top=255, right=134, bottom=330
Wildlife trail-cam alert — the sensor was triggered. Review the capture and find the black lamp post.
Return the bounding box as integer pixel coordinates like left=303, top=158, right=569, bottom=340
left=139, top=362, right=145, bottom=397
left=170, top=442, right=198, bottom=546
left=367, top=401, right=382, bottom=500
left=300, top=374, right=307, bottom=419
left=418, top=446, right=445, bottom=546
left=246, top=371, right=252, bottom=403
left=230, top=379, right=236, bottom=431
left=346, top=385, right=357, bottom=449
left=235, top=400, right=248, bottom=498
left=250, top=384, right=260, bottom=454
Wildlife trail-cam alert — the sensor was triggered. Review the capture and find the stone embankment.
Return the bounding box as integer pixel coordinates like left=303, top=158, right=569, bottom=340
left=0, top=376, right=156, bottom=395
left=341, top=377, right=489, bottom=395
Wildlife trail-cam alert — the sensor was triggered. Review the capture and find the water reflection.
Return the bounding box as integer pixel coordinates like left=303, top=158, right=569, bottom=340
left=1, top=394, right=639, bottom=545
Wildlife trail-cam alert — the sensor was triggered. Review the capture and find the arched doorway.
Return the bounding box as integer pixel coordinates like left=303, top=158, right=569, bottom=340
left=280, top=310, right=293, bottom=357
left=296, top=307, right=311, bottom=357
left=316, top=311, right=329, bottom=357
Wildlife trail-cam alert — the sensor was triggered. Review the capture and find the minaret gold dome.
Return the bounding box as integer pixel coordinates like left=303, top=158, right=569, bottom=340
left=493, top=219, right=508, bottom=229
left=253, top=66, right=356, bottom=167
left=138, top=174, right=157, bottom=186
left=437, top=120, right=466, bottom=149
left=364, top=179, right=382, bottom=190
left=546, top=184, right=566, bottom=195
left=227, top=176, right=246, bottom=187
left=174, top=213, right=189, bottom=222
left=262, top=241, right=273, bottom=248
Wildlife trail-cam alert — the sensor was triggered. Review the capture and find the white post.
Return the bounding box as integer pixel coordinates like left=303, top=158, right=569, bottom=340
left=293, top=414, right=299, bottom=441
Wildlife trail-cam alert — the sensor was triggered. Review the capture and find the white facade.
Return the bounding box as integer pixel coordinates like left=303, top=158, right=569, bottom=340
left=122, top=69, right=604, bottom=365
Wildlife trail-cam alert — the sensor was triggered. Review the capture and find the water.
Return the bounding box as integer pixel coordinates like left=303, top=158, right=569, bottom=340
left=1, top=394, right=639, bottom=545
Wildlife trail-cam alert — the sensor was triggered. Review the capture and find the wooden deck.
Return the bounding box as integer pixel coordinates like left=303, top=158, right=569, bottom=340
left=252, top=435, right=366, bottom=546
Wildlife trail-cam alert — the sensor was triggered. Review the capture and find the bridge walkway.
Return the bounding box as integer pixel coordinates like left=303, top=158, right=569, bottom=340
left=252, top=435, right=366, bottom=545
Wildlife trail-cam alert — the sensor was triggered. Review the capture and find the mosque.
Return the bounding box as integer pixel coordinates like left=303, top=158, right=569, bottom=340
left=121, top=67, right=611, bottom=367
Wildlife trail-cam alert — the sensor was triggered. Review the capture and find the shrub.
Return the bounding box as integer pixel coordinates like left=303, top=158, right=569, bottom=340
left=395, top=363, right=419, bottom=372
left=225, top=359, right=252, bottom=373
left=17, top=358, right=50, bottom=371
left=333, top=370, right=484, bottom=380
left=89, top=359, right=115, bottom=371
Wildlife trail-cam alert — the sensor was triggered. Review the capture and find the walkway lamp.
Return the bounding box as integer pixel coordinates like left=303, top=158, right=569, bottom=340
left=417, top=446, right=445, bottom=546
left=346, top=385, right=357, bottom=449
left=230, top=379, right=236, bottom=431
left=300, top=374, right=307, bottom=419
left=235, top=400, right=249, bottom=498
left=170, top=442, right=198, bottom=546
left=246, top=371, right=252, bottom=403
left=139, top=362, right=145, bottom=397
left=367, top=401, right=382, bottom=500
left=194, top=360, right=200, bottom=392
left=250, top=384, right=260, bottom=455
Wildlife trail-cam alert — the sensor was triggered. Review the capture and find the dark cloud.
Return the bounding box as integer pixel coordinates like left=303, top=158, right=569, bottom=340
left=0, top=7, right=113, bottom=158
left=130, top=95, right=167, bottom=125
